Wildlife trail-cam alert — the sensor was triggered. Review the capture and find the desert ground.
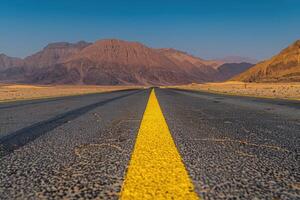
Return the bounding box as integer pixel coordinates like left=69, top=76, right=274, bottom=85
left=1, top=82, right=299, bottom=103
left=172, top=81, right=300, bottom=100
left=0, top=84, right=142, bottom=102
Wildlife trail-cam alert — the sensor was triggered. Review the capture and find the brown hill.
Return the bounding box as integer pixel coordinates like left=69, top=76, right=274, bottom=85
left=157, top=48, right=222, bottom=69
left=28, top=39, right=220, bottom=85
left=0, top=54, right=24, bottom=71
left=156, top=49, right=253, bottom=82
left=1, top=39, right=255, bottom=85
left=233, top=40, right=300, bottom=82
left=156, top=48, right=221, bottom=77
left=24, top=41, right=91, bottom=69
left=0, top=41, right=91, bottom=82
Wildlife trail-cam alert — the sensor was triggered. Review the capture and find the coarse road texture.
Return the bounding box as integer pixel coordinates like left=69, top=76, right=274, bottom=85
left=0, top=88, right=299, bottom=199
left=156, top=88, right=300, bottom=200
left=120, top=90, right=198, bottom=199
left=0, top=89, right=149, bottom=199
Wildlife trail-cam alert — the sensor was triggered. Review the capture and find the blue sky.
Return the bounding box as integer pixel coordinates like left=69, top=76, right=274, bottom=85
left=0, top=0, right=299, bottom=60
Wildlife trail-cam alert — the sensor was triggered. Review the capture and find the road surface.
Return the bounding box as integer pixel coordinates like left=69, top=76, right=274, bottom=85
left=0, top=88, right=299, bottom=199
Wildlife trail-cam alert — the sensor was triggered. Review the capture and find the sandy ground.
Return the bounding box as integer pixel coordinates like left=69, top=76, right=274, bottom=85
left=171, top=81, right=300, bottom=100
left=0, top=84, right=143, bottom=102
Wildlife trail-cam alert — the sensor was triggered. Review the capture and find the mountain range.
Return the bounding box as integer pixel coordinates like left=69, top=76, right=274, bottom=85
left=216, top=56, right=258, bottom=65
left=0, top=39, right=255, bottom=85
left=0, top=54, right=24, bottom=71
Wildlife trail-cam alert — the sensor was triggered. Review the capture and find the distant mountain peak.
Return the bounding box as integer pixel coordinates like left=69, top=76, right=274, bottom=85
left=157, top=48, right=189, bottom=55
left=94, top=39, right=144, bottom=47
left=293, top=39, right=300, bottom=46
left=157, top=48, right=223, bottom=70
left=217, top=56, right=258, bottom=64
left=282, top=39, right=300, bottom=53
left=24, top=41, right=92, bottom=69
left=0, top=53, right=24, bottom=70
left=0, top=53, right=19, bottom=59
left=44, top=41, right=91, bottom=50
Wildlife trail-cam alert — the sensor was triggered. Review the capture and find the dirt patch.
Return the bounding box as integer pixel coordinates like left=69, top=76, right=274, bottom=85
left=0, top=84, right=143, bottom=102
left=170, top=81, right=300, bottom=100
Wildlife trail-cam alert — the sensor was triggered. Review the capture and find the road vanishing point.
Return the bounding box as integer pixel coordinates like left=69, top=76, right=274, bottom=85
left=0, top=88, right=299, bottom=199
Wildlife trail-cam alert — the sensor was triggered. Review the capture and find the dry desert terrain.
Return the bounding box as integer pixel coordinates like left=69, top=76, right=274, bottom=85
left=173, top=81, right=300, bottom=100
left=0, top=84, right=141, bottom=102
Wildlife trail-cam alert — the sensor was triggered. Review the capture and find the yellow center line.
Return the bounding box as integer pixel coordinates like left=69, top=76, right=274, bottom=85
left=120, top=89, right=199, bottom=199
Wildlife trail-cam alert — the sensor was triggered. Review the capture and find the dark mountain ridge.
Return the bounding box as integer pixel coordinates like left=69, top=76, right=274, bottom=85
left=1, top=39, right=253, bottom=85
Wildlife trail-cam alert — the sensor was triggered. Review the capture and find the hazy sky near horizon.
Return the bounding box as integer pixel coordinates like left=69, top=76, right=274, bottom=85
left=0, top=0, right=299, bottom=60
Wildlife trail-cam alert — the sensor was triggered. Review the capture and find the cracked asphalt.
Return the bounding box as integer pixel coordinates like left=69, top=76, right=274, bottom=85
left=0, top=88, right=299, bottom=199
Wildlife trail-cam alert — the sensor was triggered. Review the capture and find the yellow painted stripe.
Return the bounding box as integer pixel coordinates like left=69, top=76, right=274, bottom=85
left=120, top=89, right=199, bottom=200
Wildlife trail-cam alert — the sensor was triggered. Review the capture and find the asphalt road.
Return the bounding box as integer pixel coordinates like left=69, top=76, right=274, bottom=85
left=156, top=88, right=300, bottom=200
left=0, top=88, right=299, bottom=199
left=0, top=89, right=149, bottom=199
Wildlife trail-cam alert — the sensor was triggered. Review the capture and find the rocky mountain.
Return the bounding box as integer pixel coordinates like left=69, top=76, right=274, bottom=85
left=232, top=40, right=300, bottom=82
left=29, top=39, right=218, bottom=85
left=156, top=48, right=222, bottom=78
left=24, top=41, right=91, bottom=69
left=0, top=39, right=255, bottom=85
left=157, top=48, right=223, bottom=69
left=0, top=54, right=24, bottom=71
left=0, top=41, right=91, bottom=81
